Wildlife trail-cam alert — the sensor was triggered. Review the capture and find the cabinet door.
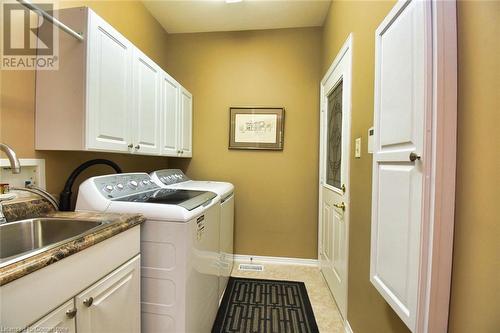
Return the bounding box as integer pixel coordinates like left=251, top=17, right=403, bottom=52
left=178, top=86, right=193, bottom=157
left=76, top=255, right=141, bottom=333
left=370, top=1, right=430, bottom=331
left=161, top=72, right=180, bottom=156
left=132, top=49, right=161, bottom=155
left=25, top=299, right=76, bottom=333
left=86, top=11, right=133, bottom=152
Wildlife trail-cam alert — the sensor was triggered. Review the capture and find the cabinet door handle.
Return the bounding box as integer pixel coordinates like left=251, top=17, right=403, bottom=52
left=65, top=308, right=77, bottom=318
left=409, top=152, right=421, bottom=162
left=83, top=297, right=93, bottom=307
left=135, top=145, right=141, bottom=150
left=127, top=143, right=133, bottom=149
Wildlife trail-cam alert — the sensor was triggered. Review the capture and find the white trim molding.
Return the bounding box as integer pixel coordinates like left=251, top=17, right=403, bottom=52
left=233, top=254, right=319, bottom=267
left=344, top=320, right=354, bottom=333
left=419, top=1, right=457, bottom=332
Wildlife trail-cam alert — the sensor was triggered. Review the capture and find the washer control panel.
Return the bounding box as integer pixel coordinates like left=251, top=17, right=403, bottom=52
left=153, top=169, right=190, bottom=186
left=93, top=173, right=159, bottom=199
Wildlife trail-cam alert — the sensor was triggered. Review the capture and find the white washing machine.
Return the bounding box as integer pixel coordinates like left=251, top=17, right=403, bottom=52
left=150, top=169, right=234, bottom=299
left=76, top=173, right=220, bottom=333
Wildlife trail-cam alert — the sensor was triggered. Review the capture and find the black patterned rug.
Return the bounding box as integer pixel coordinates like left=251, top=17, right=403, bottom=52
left=212, top=277, right=319, bottom=333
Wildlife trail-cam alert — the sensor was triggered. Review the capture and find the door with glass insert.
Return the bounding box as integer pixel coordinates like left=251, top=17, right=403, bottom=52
left=319, top=37, right=352, bottom=320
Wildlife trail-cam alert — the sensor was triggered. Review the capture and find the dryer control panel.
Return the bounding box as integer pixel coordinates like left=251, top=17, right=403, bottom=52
left=152, top=169, right=190, bottom=186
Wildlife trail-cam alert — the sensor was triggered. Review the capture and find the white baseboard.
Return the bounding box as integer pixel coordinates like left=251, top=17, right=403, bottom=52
left=234, top=254, right=319, bottom=267
left=345, top=320, right=354, bottom=333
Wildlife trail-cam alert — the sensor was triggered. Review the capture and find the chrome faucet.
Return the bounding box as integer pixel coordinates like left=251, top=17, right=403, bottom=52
left=11, top=185, right=59, bottom=211
left=0, top=143, right=21, bottom=224
left=0, top=143, right=21, bottom=174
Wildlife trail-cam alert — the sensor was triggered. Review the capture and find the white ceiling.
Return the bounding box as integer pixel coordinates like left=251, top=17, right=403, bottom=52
left=142, top=0, right=332, bottom=34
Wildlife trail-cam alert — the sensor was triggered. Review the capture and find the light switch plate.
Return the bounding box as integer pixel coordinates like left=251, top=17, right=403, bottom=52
left=355, top=137, right=361, bottom=158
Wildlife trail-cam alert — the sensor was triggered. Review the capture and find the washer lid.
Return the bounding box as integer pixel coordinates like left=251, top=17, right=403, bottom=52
left=112, top=188, right=216, bottom=211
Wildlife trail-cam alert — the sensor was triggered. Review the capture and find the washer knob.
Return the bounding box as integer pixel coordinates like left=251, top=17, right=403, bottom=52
left=116, top=184, right=124, bottom=190
left=104, top=185, right=113, bottom=193
left=142, top=180, right=149, bottom=185
left=129, top=180, right=138, bottom=188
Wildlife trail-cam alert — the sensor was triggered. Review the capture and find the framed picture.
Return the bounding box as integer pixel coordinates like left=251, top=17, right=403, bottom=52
left=229, top=107, right=285, bottom=150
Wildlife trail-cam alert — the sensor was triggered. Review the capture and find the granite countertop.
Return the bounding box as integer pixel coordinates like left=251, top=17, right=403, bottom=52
left=0, top=196, right=145, bottom=286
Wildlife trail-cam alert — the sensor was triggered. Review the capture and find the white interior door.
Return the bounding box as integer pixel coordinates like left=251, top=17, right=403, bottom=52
left=319, top=35, right=352, bottom=320
left=132, top=49, right=161, bottom=155
left=370, top=1, right=430, bottom=331
left=86, top=11, right=133, bottom=152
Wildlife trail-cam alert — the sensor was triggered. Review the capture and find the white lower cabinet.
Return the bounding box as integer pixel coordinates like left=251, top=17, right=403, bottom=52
left=76, top=255, right=141, bottom=333
left=25, top=300, right=76, bottom=333
left=24, top=255, right=140, bottom=333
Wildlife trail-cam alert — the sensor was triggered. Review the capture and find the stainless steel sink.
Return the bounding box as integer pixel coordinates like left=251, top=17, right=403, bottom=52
left=0, top=218, right=110, bottom=267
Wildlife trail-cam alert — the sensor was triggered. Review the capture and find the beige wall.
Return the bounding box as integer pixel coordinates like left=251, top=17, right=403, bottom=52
left=321, top=1, right=500, bottom=332
left=0, top=1, right=169, bottom=203
left=449, top=1, right=500, bottom=332
left=164, top=28, right=322, bottom=258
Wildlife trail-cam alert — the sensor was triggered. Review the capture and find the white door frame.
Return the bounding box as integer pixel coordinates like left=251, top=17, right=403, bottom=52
left=419, top=1, right=457, bottom=331
left=318, top=34, right=353, bottom=319
left=371, top=1, right=457, bottom=332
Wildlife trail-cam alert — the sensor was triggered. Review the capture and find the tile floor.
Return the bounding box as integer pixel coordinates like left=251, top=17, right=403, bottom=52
left=231, top=263, right=345, bottom=333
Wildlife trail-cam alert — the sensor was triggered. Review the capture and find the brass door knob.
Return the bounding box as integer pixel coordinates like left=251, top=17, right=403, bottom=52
left=333, top=202, right=346, bottom=211
left=409, top=152, right=421, bottom=162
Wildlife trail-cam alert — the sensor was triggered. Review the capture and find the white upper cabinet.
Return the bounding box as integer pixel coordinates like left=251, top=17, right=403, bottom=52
left=159, top=73, right=193, bottom=158
left=35, top=7, right=192, bottom=158
left=179, top=87, right=193, bottom=157
left=161, top=72, right=180, bottom=156
left=86, top=11, right=133, bottom=153
left=132, top=49, right=161, bottom=155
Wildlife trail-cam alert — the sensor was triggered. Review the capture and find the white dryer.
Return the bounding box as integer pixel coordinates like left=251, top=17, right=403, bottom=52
left=76, top=173, right=220, bottom=333
left=150, top=169, right=234, bottom=299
